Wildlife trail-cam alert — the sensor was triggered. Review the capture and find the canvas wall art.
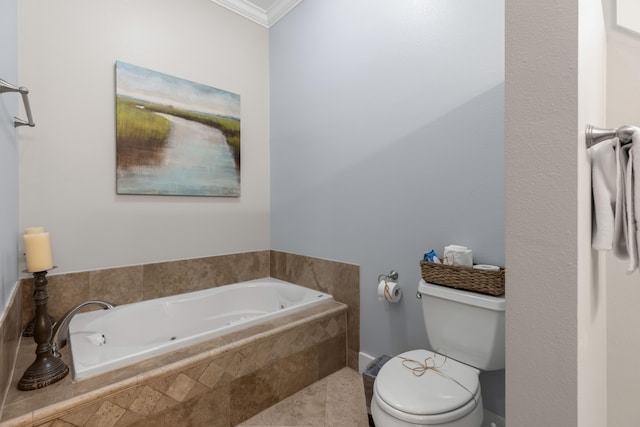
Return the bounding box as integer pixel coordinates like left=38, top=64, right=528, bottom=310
left=115, top=61, right=241, bottom=197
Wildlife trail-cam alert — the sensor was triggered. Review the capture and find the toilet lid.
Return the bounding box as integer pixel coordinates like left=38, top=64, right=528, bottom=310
left=374, top=349, right=480, bottom=416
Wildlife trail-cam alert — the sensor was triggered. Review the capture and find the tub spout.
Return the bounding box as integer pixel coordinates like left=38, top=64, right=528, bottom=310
left=51, top=300, right=117, bottom=357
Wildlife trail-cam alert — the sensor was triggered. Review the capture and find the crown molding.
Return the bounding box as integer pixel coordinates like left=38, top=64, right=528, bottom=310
left=210, top=0, right=302, bottom=28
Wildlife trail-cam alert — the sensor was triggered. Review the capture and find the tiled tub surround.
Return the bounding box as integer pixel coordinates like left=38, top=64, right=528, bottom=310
left=0, top=285, right=22, bottom=417
left=19, top=251, right=273, bottom=327
left=17, top=250, right=359, bottom=372
left=270, top=251, right=360, bottom=370
left=2, top=300, right=348, bottom=426
left=0, top=250, right=359, bottom=424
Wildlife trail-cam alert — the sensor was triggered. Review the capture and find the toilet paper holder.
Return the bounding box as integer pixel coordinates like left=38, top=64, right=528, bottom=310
left=377, top=270, right=402, bottom=303
left=378, top=270, right=398, bottom=283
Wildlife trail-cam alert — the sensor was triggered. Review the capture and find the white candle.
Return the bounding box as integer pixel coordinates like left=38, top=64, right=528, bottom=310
left=24, top=232, right=53, bottom=272
left=25, top=226, right=44, bottom=234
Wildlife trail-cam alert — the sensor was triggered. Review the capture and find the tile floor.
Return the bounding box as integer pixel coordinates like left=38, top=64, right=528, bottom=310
left=239, top=367, right=370, bottom=427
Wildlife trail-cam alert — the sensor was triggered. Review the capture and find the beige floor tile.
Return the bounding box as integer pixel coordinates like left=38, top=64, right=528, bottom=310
left=239, top=367, right=368, bottom=427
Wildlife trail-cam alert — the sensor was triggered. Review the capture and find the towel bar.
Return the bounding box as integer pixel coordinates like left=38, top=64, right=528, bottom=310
left=0, top=78, right=35, bottom=128
left=586, top=124, right=635, bottom=148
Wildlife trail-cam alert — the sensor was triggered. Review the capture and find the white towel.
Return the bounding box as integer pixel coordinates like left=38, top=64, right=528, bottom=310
left=443, top=244, right=473, bottom=267
left=591, top=139, right=618, bottom=250
left=614, top=142, right=630, bottom=260
left=630, top=128, right=640, bottom=272
left=624, top=144, right=636, bottom=271
left=591, top=127, right=640, bottom=273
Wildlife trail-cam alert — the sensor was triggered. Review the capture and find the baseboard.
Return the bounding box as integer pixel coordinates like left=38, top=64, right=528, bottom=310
left=359, top=351, right=376, bottom=373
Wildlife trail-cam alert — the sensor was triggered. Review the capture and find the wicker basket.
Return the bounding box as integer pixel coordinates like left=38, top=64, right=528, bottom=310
left=420, top=260, right=505, bottom=296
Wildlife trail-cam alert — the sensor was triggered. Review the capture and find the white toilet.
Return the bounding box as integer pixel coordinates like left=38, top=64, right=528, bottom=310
left=371, top=280, right=505, bottom=427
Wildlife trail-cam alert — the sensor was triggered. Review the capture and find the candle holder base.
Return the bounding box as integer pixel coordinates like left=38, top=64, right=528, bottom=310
left=18, top=269, right=69, bottom=391
left=17, top=352, right=69, bottom=391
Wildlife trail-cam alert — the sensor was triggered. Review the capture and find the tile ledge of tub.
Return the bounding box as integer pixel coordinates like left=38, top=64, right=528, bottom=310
left=0, top=412, right=33, bottom=427
left=34, top=378, right=140, bottom=424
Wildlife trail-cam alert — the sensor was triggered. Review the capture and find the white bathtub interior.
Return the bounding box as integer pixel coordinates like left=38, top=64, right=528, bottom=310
left=68, top=277, right=333, bottom=380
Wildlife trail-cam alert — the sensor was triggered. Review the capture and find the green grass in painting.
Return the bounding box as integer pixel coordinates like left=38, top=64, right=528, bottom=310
left=116, top=96, right=241, bottom=168
left=116, top=98, right=172, bottom=169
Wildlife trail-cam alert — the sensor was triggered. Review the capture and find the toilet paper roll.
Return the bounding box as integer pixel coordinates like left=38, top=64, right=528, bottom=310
left=473, top=264, right=500, bottom=272
left=378, top=280, right=402, bottom=303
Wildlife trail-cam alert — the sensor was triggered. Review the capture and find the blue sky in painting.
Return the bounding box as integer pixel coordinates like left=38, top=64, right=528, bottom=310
left=115, top=61, right=240, bottom=120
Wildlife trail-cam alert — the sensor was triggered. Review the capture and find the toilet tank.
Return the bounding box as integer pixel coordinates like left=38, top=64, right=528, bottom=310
left=419, top=280, right=505, bottom=371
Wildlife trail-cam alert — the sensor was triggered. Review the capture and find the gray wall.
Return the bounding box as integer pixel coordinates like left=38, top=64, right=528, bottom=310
left=269, top=0, right=505, bottom=415
left=0, top=0, right=19, bottom=313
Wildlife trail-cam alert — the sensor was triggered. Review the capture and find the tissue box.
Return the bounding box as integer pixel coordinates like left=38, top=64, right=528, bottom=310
left=420, top=261, right=505, bottom=296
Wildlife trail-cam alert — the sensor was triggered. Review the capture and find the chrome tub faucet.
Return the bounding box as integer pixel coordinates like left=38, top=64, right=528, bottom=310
left=51, top=300, right=117, bottom=357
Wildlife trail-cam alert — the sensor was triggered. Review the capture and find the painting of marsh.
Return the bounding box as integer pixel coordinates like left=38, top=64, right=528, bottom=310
left=115, top=61, right=241, bottom=196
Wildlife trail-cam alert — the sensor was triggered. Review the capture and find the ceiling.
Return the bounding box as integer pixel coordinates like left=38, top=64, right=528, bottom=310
left=210, top=0, right=303, bottom=28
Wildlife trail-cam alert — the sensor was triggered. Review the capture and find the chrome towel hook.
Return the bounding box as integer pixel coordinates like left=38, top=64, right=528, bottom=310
left=585, top=124, right=635, bottom=148
left=0, top=78, right=35, bottom=128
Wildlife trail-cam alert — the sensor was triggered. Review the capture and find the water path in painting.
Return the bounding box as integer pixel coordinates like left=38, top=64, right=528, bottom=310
left=117, top=114, right=240, bottom=196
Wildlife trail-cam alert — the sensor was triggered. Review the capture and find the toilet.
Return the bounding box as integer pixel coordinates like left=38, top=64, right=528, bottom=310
left=371, top=280, right=505, bottom=427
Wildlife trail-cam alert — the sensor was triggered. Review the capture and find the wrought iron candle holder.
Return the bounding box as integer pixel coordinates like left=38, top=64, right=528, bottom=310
left=18, top=269, right=69, bottom=391
left=22, top=314, right=54, bottom=337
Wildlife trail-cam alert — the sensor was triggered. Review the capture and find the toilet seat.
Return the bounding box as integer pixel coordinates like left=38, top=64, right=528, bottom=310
left=373, top=349, right=481, bottom=425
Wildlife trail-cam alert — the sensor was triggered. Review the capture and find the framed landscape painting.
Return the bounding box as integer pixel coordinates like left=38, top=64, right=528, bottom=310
left=115, top=61, right=241, bottom=197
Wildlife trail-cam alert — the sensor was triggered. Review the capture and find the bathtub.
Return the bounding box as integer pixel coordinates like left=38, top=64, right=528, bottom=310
left=67, top=277, right=333, bottom=380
